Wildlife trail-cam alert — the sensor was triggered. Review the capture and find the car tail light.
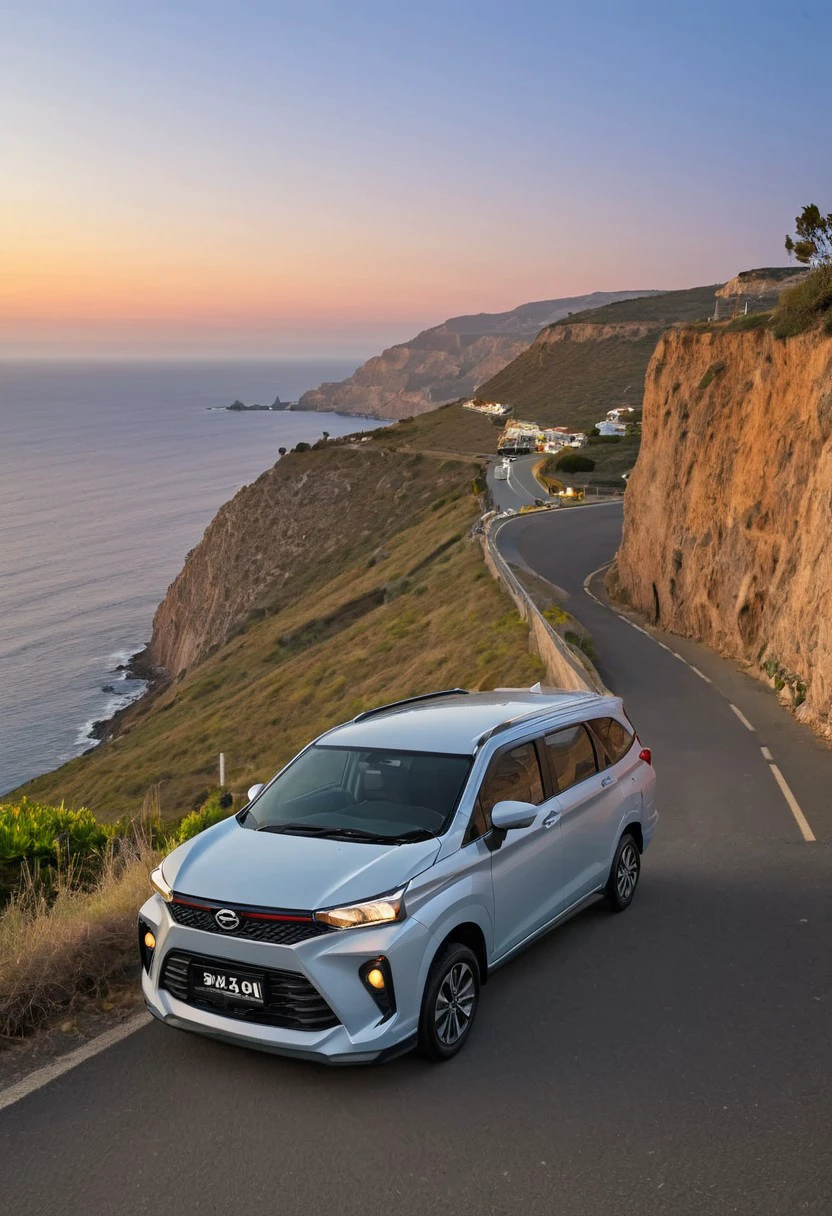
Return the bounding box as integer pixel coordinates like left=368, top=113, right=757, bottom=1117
left=639, top=748, right=652, bottom=765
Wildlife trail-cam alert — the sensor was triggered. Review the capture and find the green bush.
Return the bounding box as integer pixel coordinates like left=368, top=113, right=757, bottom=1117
left=554, top=452, right=596, bottom=473
left=0, top=800, right=111, bottom=863
left=773, top=264, right=832, bottom=339
left=173, top=792, right=234, bottom=845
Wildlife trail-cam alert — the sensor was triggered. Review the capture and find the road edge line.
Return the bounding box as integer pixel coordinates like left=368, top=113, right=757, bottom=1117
left=768, top=764, right=816, bottom=843
left=730, top=703, right=756, bottom=732
left=0, top=1010, right=151, bottom=1115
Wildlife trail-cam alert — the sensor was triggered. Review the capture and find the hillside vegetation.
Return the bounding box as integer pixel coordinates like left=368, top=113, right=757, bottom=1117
left=17, top=449, right=543, bottom=822
left=477, top=285, right=718, bottom=430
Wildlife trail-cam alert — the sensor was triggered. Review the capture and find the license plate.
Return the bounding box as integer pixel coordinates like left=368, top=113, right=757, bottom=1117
left=192, top=964, right=265, bottom=1006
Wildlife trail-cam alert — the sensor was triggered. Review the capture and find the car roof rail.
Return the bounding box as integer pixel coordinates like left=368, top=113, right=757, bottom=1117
left=474, top=693, right=601, bottom=749
left=353, top=689, right=470, bottom=722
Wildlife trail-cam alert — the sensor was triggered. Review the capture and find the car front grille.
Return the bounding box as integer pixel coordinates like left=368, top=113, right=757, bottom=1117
left=169, top=897, right=333, bottom=945
left=160, top=949, right=340, bottom=1031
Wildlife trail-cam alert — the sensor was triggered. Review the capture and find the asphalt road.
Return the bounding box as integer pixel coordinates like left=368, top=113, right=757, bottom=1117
left=3, top=503, right=831, bottom=1216
left=487, top=453, right=549, bottom=511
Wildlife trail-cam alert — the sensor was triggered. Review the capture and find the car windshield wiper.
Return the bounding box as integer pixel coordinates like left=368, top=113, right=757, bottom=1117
left=257, top=822, right=332, bottom=836
left=257, top=823, right=435, bottom=844
left=318, top=827, right=435, bottom=844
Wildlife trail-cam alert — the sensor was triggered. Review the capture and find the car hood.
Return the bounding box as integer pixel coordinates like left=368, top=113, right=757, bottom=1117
left=162, top=817, right=441, bottom=910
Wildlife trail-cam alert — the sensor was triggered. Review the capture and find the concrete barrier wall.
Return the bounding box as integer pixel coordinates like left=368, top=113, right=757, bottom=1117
left=480, top=517, right=608, bottom=695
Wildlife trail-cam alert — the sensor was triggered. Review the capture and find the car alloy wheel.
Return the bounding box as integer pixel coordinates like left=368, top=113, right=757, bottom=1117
left=616, top=841, right=639, bottom=902
left=434, top=961, right=476, bottom=1047
left=418, top=942, right=480, bottom=1062
left=606, top=831, right=640, bottom=912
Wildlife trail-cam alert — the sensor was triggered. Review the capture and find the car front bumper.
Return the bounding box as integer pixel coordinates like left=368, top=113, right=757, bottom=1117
left=139, top=895, right=434, bottom=1064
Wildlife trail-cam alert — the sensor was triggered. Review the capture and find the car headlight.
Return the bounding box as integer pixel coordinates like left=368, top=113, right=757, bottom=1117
left=315, top=888, right=405, bottom=930
left=150, top=865, right=173, bottom=903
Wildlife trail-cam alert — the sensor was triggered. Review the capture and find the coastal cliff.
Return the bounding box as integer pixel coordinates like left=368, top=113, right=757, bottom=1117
left=145, top=441, right=467, bottom=679
left=298, top=291, right=659, bottom=419
left=477, top=284, right=719, bottom=430
left=613, top=324, right=832, bottom=738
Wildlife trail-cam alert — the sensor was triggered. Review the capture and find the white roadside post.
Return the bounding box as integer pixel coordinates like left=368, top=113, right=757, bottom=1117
left=219, top=752, right=225, bottom=788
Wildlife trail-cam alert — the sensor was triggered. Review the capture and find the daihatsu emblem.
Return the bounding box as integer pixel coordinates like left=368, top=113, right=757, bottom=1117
left=215, top=908, right=240, bottom=931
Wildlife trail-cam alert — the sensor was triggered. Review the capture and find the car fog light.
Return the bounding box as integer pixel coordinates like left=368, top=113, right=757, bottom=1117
left=360, top=957, right=396, bottom=1020
left=144, top=931, right=156, bottom=950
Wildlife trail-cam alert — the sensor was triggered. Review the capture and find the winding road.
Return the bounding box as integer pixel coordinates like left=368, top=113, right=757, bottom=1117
left=2, top=503, right=831, bottom=1216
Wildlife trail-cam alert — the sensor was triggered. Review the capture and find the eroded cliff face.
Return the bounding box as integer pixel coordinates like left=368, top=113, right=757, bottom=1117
left=145, top=443, right=467, bottom=679
left=298, top=291, right=658, bottom=419
left=614, top=325, right=832, bottom=737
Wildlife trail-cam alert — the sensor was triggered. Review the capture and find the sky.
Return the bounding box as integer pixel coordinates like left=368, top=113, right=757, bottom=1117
left=2, top=0, right=831, bottom=358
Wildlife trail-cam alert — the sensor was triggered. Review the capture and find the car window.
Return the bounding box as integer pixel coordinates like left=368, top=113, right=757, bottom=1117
left=588, top=716, right=635, bottom=767
left=544, top=724, right=598, bottom=793
left=245, top=745, right=471, bottom=840
left=465, top=742, right=544, bottom=844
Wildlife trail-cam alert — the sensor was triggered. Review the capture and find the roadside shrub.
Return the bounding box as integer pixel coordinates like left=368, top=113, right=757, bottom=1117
left=0, top=800, right=111, bottom=864
left=773, top=264, right=832, bottom=338
left=173, top=791, right=234, bottom=845
left=554, top=452, right=596, bottom=473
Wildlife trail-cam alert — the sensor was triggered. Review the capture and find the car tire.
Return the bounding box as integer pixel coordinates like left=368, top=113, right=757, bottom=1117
left=417, top=943, right=480, bottom=1062
left=605, top=832, right=641, bottom=912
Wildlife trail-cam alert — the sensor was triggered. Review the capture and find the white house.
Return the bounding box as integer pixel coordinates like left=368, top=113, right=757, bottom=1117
left=596, top=420, right=628, bottom=437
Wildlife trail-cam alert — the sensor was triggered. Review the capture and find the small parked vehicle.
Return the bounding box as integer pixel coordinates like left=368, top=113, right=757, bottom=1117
left=140, top=688, right=657, bottom=1063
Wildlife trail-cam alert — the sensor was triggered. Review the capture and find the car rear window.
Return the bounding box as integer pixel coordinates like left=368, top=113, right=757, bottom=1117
left=544, top=724, right=598, bottom=792
left=588, top=717, right=635, bottom=767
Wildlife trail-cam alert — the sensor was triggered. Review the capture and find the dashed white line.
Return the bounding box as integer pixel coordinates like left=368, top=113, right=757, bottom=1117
left=729, top=703, right=756, bottom=732
left=768, top=764, right=816, bottom=842
left=0, top=1010, right=151, bottom=1114
left=690, top=665, right=712, bottom=684
left=760, top=746, right=773, bottom=761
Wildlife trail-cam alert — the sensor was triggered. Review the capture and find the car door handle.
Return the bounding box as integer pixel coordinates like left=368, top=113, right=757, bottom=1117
left=543, top=810, right=561, bottom=828
left=601, top=775, right=615, bottom=788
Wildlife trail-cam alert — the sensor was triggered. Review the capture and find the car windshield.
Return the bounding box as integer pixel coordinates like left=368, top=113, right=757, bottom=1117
left=243, top=745, right=472, bottom=842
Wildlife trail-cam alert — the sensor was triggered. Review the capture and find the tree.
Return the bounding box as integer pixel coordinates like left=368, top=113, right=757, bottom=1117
left=293, top=442, right=311, bottom=453
left=278, top=446, right=287, bottom=456
left=785, top=204, right=832, bottom=266
left=322, top=431, right=330, bottom=442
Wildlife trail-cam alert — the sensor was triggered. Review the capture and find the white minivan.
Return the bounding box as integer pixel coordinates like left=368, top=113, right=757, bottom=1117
left=139, top=688, right=657, bottom=1064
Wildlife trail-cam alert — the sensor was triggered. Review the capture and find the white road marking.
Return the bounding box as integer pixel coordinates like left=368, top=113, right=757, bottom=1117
left=768, top=764, right=816, bottom=842
left=672, top=652, right=685, bottom=662
left=656, top=642, right=672, bottom=652
left=760, top=746, right=773, bottom=761
left=582, top=560, right=613, bottom=595
left=729, top=704, right=756, bottom=732
left=690, top=665, right=712, bottom=684
left=0, top=1010, right=151, bottom=1114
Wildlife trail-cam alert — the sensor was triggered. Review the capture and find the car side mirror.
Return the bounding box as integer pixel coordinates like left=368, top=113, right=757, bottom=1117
left=247, top=783, right=265, bottom=803
left=491, top=800, right=538, bottom=831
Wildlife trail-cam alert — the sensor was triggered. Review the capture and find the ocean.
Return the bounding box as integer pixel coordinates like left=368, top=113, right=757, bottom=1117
left=0, top=359, right=380, bottom=795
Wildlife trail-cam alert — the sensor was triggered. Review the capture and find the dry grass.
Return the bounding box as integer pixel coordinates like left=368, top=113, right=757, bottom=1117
left=0, top=827, right=157, bottom=1039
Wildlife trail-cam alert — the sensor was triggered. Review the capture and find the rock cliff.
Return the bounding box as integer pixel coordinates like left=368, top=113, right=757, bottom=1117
left=298, top=291, right=659, bottom=419
left=144, top=442, right=467, bottom=678
left=613, top=324, right=832, bottom=738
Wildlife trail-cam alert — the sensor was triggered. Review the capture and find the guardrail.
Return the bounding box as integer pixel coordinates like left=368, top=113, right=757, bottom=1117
left=479, top=513, right=609, bottom=695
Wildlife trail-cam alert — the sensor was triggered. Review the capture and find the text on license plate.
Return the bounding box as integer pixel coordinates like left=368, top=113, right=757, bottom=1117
left=195, top=968, right=264, bottom=1004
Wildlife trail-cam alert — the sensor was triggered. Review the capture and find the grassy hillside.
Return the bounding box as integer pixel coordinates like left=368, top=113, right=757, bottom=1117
left=17, top=464, right=542, bottom=823
left=375, top=403, right=502, bottom=456
left=477, top=284, right=718, bottom=430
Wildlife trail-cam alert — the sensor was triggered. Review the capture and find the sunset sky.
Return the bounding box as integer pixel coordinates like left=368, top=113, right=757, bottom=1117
left=2, top=0, right=831, bottom=358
